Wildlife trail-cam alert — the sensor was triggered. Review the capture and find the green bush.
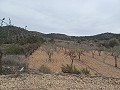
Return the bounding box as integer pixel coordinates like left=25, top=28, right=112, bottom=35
left=5, top=45, right=24, bottom=55
left=61, top=65, right=90, bottom=75
left=61, top=64, right=81, bottom=74
left=81, top=68, right=90, bottom=75
left=25, top=36, right=46, bottom=44
left=108, top=38, right=119, bottom=48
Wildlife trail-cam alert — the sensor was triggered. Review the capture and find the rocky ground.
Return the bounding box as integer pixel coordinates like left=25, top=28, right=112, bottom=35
left=0, top=73, right=120, bottom=90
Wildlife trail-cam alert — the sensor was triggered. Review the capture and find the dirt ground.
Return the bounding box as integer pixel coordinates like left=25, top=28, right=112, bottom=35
left=28, top=47, right=120, bottom=78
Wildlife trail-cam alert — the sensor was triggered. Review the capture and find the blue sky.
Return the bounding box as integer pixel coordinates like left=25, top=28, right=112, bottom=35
left=0, top=0, right=120, bottom=36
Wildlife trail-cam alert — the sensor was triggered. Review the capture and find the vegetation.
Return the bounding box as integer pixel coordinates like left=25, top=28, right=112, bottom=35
left=81, top=68, right=90, bottom=75
left=5, top=45, right=24, bottom=55
left=61, top=64, right=81, bottom=74
left=0, top=49, right=2, bottom=74
left=76, top=44, right=85, bottom=60
left=1, top=20, right=120, bottom=76
left=42, top=42, right=56, bottom=62
left=108, top=38, right=119, bottom=48
left=0, top=26, right=45, bottom=44
left=61, top=64, right=90, bottom=75
left=107, top=46, right=120, bottom=67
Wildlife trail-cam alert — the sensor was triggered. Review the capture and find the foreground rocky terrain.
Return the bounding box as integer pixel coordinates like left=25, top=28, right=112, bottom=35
left=0, top=73, right=120, bottom=90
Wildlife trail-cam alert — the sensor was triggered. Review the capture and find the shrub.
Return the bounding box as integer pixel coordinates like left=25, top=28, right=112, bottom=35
left=5, top=45, right=24, bottom=55
left=81, top=68, right=90, bottom=75
left=2, top=55, right=27, bottom=68
left=2, top=60, right=28, bottom=74
left=39, top=65, right=52, bottom=74
left=108, top=38, right=119, bottom=48
left=61, top=64, right=81, bottom=74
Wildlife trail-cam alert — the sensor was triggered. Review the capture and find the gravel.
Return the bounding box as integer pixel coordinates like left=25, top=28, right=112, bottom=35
left=0, top=73, right=120, bottom=90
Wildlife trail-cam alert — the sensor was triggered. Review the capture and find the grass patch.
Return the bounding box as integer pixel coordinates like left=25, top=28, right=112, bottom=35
left=61, top=64, right=81, bottom=74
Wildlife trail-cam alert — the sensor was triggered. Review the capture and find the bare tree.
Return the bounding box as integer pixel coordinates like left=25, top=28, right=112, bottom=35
left=96, top=45, right=105, bottom=56
left=8, top=17, right=12, bottom=26
left=64, top=43, right=77, bottom=66
left=86, top=44, right=97, bottom=58
left=68, top=49, right=76, bottom=66
left=42, top=43, right=56, bottom=62
left=0, top=18, right=5, bottom=26
left=76, top=44, right=85, bottom=61
left=109, top=46, right=120, bottom=67
left=25, top=26, right=27, bottom=30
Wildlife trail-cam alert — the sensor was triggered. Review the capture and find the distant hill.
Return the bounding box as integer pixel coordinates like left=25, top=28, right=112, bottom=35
left=0, top=25, right=120, bottom=44
left=71, top=32, right=120, bottom=41
left=44, top=33, right=71, bottom=40
left=45, top=32, right=120, bottom=41
left=0, top=25, right=43, bottom=37
left=0, top=26, right=45, bottom=44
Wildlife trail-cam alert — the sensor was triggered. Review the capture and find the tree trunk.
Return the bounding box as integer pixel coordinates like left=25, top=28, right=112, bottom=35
left=48, top=53, right=52, bottom=62
left=71, top=59, right=74, bottom=67
left=98, top=51, right=101, bottom=56
left=115, top=56, right=117, bottom=67
left=78, top=52, right=81, bottom=61
left=92, top=51, right=95, bottom=58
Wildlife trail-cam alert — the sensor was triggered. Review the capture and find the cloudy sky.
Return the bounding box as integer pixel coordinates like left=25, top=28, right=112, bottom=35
left=0, top=0, right=120, bottom=36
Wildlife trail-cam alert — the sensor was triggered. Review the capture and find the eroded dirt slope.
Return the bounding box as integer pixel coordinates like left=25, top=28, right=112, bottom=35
left=28, top=47, right=120, bottom=78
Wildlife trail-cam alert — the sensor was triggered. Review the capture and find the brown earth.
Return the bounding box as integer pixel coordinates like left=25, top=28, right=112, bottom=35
left=28, top=47, right=120, bottom=78
left=1, top=47, right=120, bottom=90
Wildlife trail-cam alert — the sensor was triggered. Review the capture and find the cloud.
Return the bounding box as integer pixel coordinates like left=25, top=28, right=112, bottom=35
left=0, top=0, right=120, bottom=36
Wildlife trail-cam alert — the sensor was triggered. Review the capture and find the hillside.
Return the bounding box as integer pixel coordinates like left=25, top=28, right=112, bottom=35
left=0, top=26, right=44, bottom=44
left=1, top=26, right=120, bottom=43
left=1, top=25, right=120, bottom=90
left=0, top=26, right=43, bottom=38
left=28, top=47, right=120, bottom=78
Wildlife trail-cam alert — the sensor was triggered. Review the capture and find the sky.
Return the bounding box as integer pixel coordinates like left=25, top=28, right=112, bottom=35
left=0, top=0, right=120, bottom=36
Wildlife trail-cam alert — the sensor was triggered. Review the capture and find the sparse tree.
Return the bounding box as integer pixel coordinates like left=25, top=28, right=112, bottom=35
left=108, top=38, right=119, bottom=48
left=96, top=44, right=105, bottom=56
left=25, top=26, right=27, bottom=30
left=64, top=43, right=77, bottom=67
left=42, top=43, right=56, bottom=62
left=0, top=18, right=5, bottom=26
left=8, top=17, right=11, bottom=26
left=76, top=44, right=85, bottom=60
left=110, top=46, right=120, bottom=67
left=87, top=44, right=97, bottom=58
